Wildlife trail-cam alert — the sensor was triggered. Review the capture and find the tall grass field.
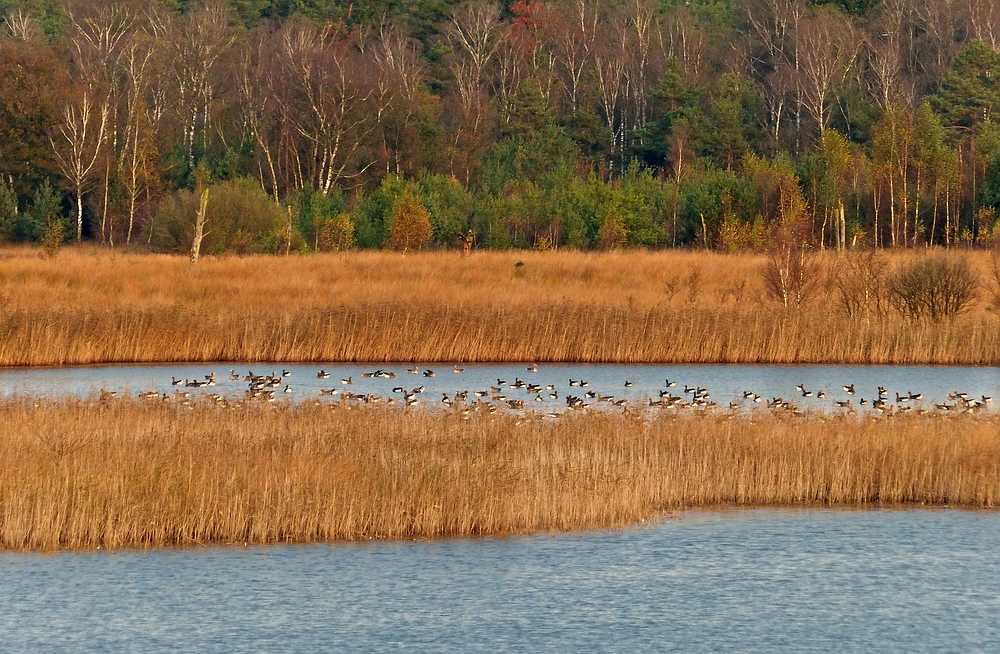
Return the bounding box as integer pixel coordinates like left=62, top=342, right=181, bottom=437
left=1, top=247, right=999, bottom=365
left=1, top=397, right=997, bottom=551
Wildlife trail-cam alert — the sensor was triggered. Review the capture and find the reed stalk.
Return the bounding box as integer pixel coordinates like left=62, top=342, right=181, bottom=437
left=2, top=247, right=1000, bottom=365
left=1, top=397, right=997, bottom=551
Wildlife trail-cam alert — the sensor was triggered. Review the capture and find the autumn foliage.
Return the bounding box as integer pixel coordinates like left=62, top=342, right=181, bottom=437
left=389, top=191, right=433, bottom=252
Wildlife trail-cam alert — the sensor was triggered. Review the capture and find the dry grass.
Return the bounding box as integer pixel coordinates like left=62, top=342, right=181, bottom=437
left=1, top=246, right=1000, bottom=365
left=1, top=397, right=998, bottom=551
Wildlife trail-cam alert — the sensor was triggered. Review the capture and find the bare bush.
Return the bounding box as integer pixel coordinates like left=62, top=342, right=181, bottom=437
left=762, top=221, right=821, bottom=309
left=834, top=250, right=889, bottom=319
left=988, top=248, right=1000, bottom=311
left=889, top=255, right=978, bottom=320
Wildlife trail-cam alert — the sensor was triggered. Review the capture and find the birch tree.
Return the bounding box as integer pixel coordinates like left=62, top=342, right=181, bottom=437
left=52, top=89, right=110, bottom=241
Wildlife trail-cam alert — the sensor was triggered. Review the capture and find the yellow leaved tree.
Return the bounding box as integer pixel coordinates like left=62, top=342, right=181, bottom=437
left=389, top=191, right=432, bottom=252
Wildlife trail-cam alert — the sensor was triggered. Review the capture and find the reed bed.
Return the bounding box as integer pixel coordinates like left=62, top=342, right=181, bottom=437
left=1, top=397, right=998, bottom=551
left=2, top=247, right=1000, bottom=365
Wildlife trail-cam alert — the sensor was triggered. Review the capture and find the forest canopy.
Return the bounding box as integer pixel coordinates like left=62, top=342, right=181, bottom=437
left=2, top=0, right=1000, bottom=252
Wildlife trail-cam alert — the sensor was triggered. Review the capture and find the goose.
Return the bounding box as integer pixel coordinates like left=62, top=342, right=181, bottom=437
left=983, top=395, right=993, bottom=404
left=408, top=366, right=419, bottom=374
left=742, top=390, right=754, bottom=399
left=569, top=379, right=579, bottom=386
left=392, top=387, right=405, bottom=393
left=549, top=391, right=558, bottom=399
left=665, top=379, right=677, bottom=388
left=171, top=377, right=183, bottom=386
left=475, top=390, right=489, bottom=398
left=319, top=388, right=338, bottom=396
left=896, top=392, right=909, bottom=403
left=585, top=390, right=597, bottom=398
left=579, top=380, right=589, bottom=387
left=412, top=386, right=424, bottom=394
left=908, top=392, right=923, bottom=401
left=282, top=369, right=291, bottom=377
left=860, top=398, right=868, bottom=406
left=796, top=383, right=805, bottom=392
left=878, top=386, right=888, bottom=398
left=283, top=385, right=292, bottom=393
left=624, top=381, right=634, bottom=387
left=816, top=391, right=826, bottom=398
left=423, top=370, right=436, bottom=378
left=684, top=385, right=696, bottom=394
left=317, top=370, right=330, bottom=379
left=230, top=369, right=240, bottom=380
left=534, top=395, right=543, bottom=402
left=454, top=366, right=465, bottom=374
left=801, top=390, right=813, bottom=397
left=843, top=384, right=855, bottom=394
left=836, top=399, right=852, bottom=408
left=545, top=384, right=555, bottom=390
left=342, top=376, right=352, bottom=385
left=497, top=378, right=507, bottom=385
left=613, top=398, right=628, bottom=407
left=527, top=363, right=538, bottom=373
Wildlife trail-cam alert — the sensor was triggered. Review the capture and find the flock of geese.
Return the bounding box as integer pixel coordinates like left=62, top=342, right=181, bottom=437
left=101, top=365, right=997, bottom=418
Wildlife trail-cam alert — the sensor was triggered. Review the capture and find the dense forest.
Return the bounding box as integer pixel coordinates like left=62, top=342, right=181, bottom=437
left=1, top=0, right=999, bottom=253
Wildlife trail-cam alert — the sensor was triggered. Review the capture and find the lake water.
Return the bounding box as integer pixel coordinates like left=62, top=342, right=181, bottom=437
left=2, top=509, right=998, bottom=652
left=2, top=362, right=999, bottom=413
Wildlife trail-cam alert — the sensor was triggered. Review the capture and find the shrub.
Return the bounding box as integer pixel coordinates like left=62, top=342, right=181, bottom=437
left=762, top=218, right=820, bottom=309
left=318, top=212, right=355, bottom=252
left=598, top=210, right=627, bottom=250
left=834, top=250, right=889, bottom=320
left=149, top=178, right=287, bottom=255
left=389, top=191, right=432, bottom=252
left=889, top=255, right=978, bottom=320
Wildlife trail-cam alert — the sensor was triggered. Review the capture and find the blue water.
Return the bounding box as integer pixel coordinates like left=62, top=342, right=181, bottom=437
left=3, top=509, right=998, bottom=652
left=1, top=362, right=999, bottom=413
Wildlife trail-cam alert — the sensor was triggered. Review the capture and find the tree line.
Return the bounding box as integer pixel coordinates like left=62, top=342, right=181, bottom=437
left=1, top=0, right=1000, bottom=253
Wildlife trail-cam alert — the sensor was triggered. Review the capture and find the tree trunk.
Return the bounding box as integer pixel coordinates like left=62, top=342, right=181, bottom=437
left=838, top=201, right=846, bottom=251
left=76, top=186, right=84, bottom=242
left=190, top=188, right=210, bottom=263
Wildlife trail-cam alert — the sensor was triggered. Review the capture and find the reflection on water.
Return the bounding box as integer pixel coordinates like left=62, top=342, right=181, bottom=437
left=2, top=509, right=998, bottom=652
left=1, top=362, right=998, bottom=414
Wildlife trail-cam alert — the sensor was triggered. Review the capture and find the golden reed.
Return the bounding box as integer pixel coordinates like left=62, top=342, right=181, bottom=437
left=2, top=247, right=1000, bottom=365
left=1, top=398, right=998, bottom=551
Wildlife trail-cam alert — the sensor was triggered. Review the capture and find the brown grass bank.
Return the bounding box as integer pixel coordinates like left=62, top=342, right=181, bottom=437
left=1, top=398, right=998, bottom=551
left=2, top=247, right=1000, bottom=365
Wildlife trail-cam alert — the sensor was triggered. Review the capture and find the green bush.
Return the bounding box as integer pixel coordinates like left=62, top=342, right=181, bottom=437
left=149, top=178, right=288, bottom=255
